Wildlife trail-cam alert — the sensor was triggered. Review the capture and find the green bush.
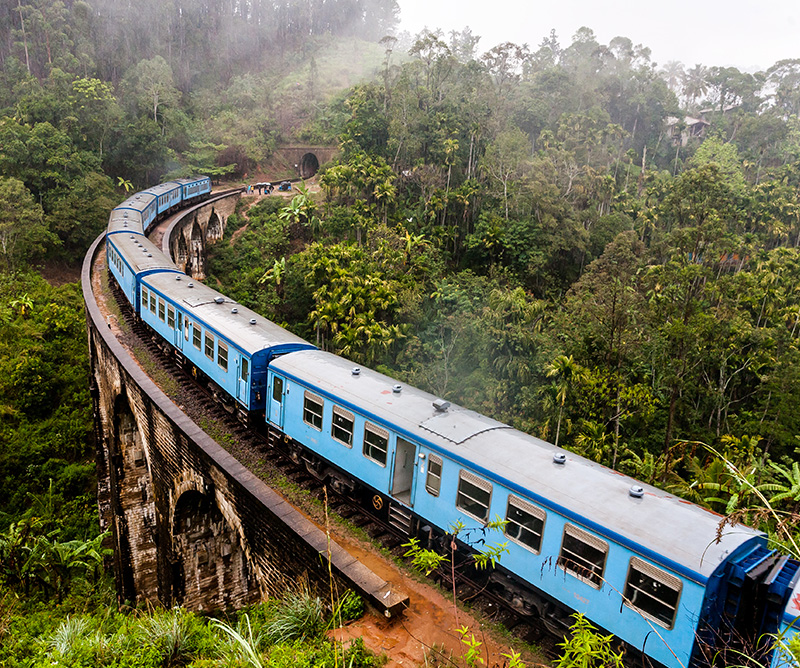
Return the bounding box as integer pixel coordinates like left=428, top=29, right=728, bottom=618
left=335, top=590, right=364, bottom=623
left=264, top=591, right=324, bottom=644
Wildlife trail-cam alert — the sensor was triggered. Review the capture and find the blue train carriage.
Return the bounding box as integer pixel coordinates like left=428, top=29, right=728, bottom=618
left=106, top=234, right=180, bottom=310
left=107, top=205, right=145, bottom=237
left=264, top=349, right=472, bottom=503
left=113, top=191, right=158, bottom=233
left=140, top=273, right=314, bottom=418
left=445, top=428, right=782, bottom=668
left=142, top=181, right=183, bottom=217
left=173, top=176, right=212, bottom=203
left=266, top=349, right=790, bottom=668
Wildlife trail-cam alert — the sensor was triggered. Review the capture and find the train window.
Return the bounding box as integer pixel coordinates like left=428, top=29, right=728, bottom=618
left=192, top=323, right=201, bottom=349
left=167, top=305, right=175, bottom=329
left=558, top=524, right=608, bottom=589
left=158, top=299, right=165, bottom=322
left=242, top=358, right=249, bottom=382
left=149, top=291, right=156, bottom=313
left=272, top=374, right=282, bottom=400
left=332, top=406, right=354, bottom=447
left=217, top=341, right=228, bottom=371
left=456, top=471, right=492, bottom=522
left=204, top=332, right=214, bottom=359
left=426, top=455, right=443, bottom=496
left=505, top=496, right=545, bottom=553
left=363, top=423, right=389, bottom=466
left=142, top=287, right=149, bottom=306
left=624, top=558, right=682, bottom=629
left=303, top=391, right=324, bottom=430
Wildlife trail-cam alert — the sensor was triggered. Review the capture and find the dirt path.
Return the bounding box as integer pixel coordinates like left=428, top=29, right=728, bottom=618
left=329, top=531, right=547, bottom=668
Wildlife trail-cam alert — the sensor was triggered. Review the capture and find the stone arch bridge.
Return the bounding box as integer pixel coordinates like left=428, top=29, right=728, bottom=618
left=83, top=190, right=405, bottom=614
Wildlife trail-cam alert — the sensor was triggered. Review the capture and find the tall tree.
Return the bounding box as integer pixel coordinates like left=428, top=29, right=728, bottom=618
left=0, top=176, right=52, bottom=271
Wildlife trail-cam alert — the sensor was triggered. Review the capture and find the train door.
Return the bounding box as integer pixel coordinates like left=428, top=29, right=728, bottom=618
left=175, top=311, right=183, bottom=349
left=237, top=356, right=250, bottom=405
left=268, top=374, right=285, bottom=428
left=391, top=437, right=417, bottom=506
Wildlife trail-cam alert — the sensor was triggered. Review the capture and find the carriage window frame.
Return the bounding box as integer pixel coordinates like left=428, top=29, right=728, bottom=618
left=158, top=298, right=165, bottom=322
left=426, top=454, right=443, bottom=496
left=624, top=558, right=682, bottom=629
left=204, top=331, right=215, bottom=360
left=303, top=391, right=324, bottom=430
left=505, top=496, right=546, bottom=553
left=331, top=405, right=354, bottom=447
left=217, top=341, right=228, bottom=371
left=558, top=524, right=608, bottom=589
left=142, top=286, right=149, bottom=308
left=192, top=323, right=201, bottom=349
left=456, top=470, right=492, bottom=522
left=363, top=423, right=389, bottom=466
left=167, top=305, right=175, bottom=329
left=149, top=291, right=156, bottom=313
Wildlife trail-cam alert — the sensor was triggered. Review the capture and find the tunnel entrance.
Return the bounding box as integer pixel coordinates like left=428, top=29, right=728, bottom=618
left=300, top=153, right=320, bottom=178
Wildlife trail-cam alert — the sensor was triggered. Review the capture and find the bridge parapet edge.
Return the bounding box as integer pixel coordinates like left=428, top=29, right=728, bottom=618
left=82, top=229, right=408, bottom=617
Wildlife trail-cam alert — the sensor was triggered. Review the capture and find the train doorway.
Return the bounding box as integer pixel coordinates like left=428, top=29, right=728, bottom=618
left=268, top=374, right=285, bottom=428
left=391, top=438, right=416, bottom=505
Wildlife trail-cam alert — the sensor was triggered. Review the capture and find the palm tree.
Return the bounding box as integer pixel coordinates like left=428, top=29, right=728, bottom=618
left=659, top=60, right=685, bottom=94
left=575, top=420, right=611, bottom=465
left=682, top=64, right=709, bottom=109
left=544, top=354, right=587, bottom=448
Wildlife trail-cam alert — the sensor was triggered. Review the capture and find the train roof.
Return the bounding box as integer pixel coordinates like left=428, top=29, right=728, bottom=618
left=143, top=272, right=315, bottom=357
left=108, top=207, right=144, bottom=236
left=108, top=234, right=178, bottom=275
left=142, top=182, right=182, bottom=197
left=173, top=176, right=211, bottom=186
left=115, top=191, right=156, bottom=213
left=270, top=349, right=764, bottom=581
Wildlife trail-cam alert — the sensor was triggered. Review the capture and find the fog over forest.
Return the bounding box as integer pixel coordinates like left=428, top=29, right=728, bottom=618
left=2, top=1, right=800, bottom=665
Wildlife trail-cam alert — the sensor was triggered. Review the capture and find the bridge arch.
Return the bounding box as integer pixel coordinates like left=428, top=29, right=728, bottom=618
left=206, top=210, right=222, bottom=241
left=176, top=234, right=189, bottom=269
left=171, top=489, right=251, bottom=610
left=111, top=390, right=154, bottom=603
left=189, top=221, right=205, bottom=279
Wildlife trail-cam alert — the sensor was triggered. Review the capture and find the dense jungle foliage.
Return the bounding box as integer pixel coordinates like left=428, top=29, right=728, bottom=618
left=2, top=0, right=800, bottom=663
left=205, top=28, right=800, bottom=554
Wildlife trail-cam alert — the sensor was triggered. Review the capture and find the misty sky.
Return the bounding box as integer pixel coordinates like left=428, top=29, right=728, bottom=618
left=397, top=0, right=799, bottom=72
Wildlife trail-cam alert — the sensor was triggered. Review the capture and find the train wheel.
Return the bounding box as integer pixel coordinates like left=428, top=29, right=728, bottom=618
left=287, top=443, right=302, bottom=465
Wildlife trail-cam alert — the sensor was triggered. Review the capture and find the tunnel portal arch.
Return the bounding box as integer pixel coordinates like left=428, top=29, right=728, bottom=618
left=300, top=152, right=320, bottom=178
